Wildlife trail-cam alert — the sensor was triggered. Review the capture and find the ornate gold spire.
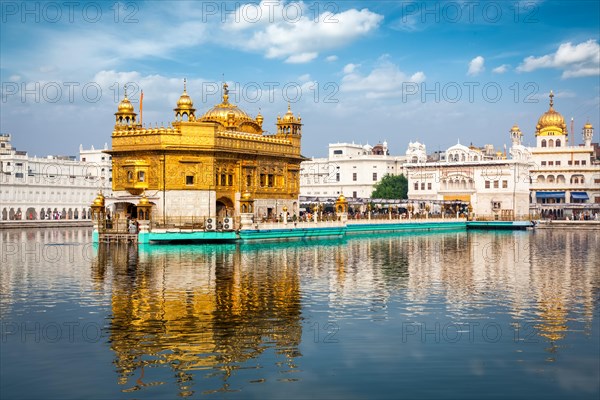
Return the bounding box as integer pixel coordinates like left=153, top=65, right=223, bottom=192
left=174, top=78, right=196, bottom=121
left=117, top=85, right=135, bottom=113
left=549, top=90, right=554, bottom=109
left=223, top=82, right=229, bottom=104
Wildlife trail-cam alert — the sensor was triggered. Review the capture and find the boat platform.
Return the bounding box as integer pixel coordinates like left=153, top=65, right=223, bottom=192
left=466, top=221, right=533, bottom=230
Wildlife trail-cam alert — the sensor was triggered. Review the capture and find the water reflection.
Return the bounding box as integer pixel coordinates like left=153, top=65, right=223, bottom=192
left=2, top=228, right=597, bottom=399
left=92, top=242, right=305, bottom=396
left=87, top=229, right=600, bottom=396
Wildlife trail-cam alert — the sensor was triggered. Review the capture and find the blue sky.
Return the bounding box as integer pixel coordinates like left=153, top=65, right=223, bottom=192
left=1, top=0, right=599, bottom=157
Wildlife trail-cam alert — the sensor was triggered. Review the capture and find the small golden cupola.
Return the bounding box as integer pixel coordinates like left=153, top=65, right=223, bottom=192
left=256, top=110, right=264, bottom=128
left=582, top=120, right=594, bottom=147
left=510, top=123, right=522, bottom=146
left=174, top=78, right=196, bottom=121
left=115, top=86, right=137, bottom=126
left=276, top=103, right=302, bottom=135
left=199, top=82, right=263, bottom=134
left=535, top=91, right=567, bottom=136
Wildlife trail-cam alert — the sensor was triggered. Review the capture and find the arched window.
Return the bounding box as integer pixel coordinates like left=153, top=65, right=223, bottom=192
left=541, top=139, right=547, bottom=147
left=549, top=139, right=554, bottom=147
left=556, top=139, right=561, bottom=147
left=537, top=175, right=545, bottom=183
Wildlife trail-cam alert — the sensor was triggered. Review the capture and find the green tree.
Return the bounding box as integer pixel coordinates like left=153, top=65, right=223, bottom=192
left=371, top=174, right=408, bottom=199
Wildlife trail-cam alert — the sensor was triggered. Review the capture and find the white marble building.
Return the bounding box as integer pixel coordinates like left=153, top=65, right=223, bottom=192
left=0, top=134, right=112, bottom=221
left=521, top=92, right=600, bottom=219
left=404, top=141, right=532, bottom=219
left=300, top=142, right=407, bottom=199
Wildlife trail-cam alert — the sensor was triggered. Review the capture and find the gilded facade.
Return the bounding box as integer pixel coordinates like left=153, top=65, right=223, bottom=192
left=106, top=81, right=304, bottom=221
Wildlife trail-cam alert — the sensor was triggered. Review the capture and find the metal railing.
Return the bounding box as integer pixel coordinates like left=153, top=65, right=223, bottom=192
left=150, top=216, right=239, bottom=231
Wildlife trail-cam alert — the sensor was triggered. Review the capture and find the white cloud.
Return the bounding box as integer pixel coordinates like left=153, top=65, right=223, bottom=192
left=467, top=56, right=485, bottom=76
left=326, top=55, right=339, bottom=62
left=492, top=64, right=509, bottom=74
left=343, top=63, right=359, bottom=74
left=517, top=39, right=600, bottom=78
left=285, top=52, right=318, bottom=64
left=341, top=59, right=426, bottom=99
left=389, top=14, right=423, bottom=32
left=227, top=2, right=383, bottom=63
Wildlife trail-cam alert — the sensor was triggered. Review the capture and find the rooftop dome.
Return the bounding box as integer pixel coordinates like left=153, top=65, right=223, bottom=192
left=117, top=87, right=135, bottom=114
left=536, top=91, right=567, bottom=135
left=199, top=83, right=262, bottom=134
left=176, top=79, right=194, bottom=109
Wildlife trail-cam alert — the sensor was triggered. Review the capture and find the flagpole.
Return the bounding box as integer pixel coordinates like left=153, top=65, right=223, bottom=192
left=140, top=90, right=143, bottom=126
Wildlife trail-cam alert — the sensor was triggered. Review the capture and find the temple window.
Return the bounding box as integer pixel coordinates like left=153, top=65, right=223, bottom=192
left=127, top=171, right=133, bottom=182
left=260, top=174, right=266, bottom=187
left=268, top=174, right=274, bottom=187
left=541, top=139, right=547, bottom=147
left=186, top=175, right=194, bottom=185
left=137, top=171, right=145, bottom=182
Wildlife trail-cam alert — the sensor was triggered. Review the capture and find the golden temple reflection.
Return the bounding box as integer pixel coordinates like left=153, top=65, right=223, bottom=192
left=91, top=243, right=302, bottom=395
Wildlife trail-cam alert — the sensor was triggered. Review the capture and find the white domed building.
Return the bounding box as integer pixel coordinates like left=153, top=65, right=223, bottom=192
left=526, top=91, right=600, bottom=219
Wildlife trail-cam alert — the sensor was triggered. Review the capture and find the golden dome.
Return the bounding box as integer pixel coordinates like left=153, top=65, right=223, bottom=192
left=282, top=103, right=296, bottom=122
left=176, top=79, right=194, bottom=109
left=337, top=194, right=346, bottom=202
left=584, top=121, right=593, bottom=129
left=117, top=94, right=135, bottom=114
left=137, top=193, right=150, bottom=207
left=511, top=124, right=521, bottom=132
left=536, top=91, right=567, bottom=135
left=241, top=191, right=253, bottom=200
left=92, top=192, right=105, bottom=207
left=199, top=83, right=262, bottom=134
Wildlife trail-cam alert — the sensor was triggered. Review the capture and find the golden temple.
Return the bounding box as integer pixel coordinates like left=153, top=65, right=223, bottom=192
left=106, top=80, right=304, bottom=222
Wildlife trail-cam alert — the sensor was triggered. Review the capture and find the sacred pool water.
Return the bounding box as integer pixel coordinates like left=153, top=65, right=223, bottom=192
left=1, top=228, right=598, bottom=399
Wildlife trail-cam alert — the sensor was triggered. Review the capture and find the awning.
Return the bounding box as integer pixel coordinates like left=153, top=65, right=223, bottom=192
left=571, top=192, right=589, bottom=200
left=536, top=192, right=565, bottom=199
left=443, top=194, right=471, bottom=202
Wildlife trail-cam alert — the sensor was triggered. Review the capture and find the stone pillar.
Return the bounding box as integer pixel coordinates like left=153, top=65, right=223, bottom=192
left=239, top=191, right=255, bottom=230
left=283, top=206, right=288, bottom=225
left=138, top=220, right=150, bottom=244
left=240, top=213, right=255, bottom=230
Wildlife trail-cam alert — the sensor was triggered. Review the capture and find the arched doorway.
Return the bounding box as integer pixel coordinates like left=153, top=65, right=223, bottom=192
left=216, top=197, right=234, bottom=219
left=26, top=207, right=37, bottom=220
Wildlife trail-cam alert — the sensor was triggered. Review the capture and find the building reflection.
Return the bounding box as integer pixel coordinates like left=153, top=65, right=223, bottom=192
left=88, top=229, right=599, bottom=396
left=91, top=242, right=302, bottom=396
left=326, top=230, right=598, bottom=358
